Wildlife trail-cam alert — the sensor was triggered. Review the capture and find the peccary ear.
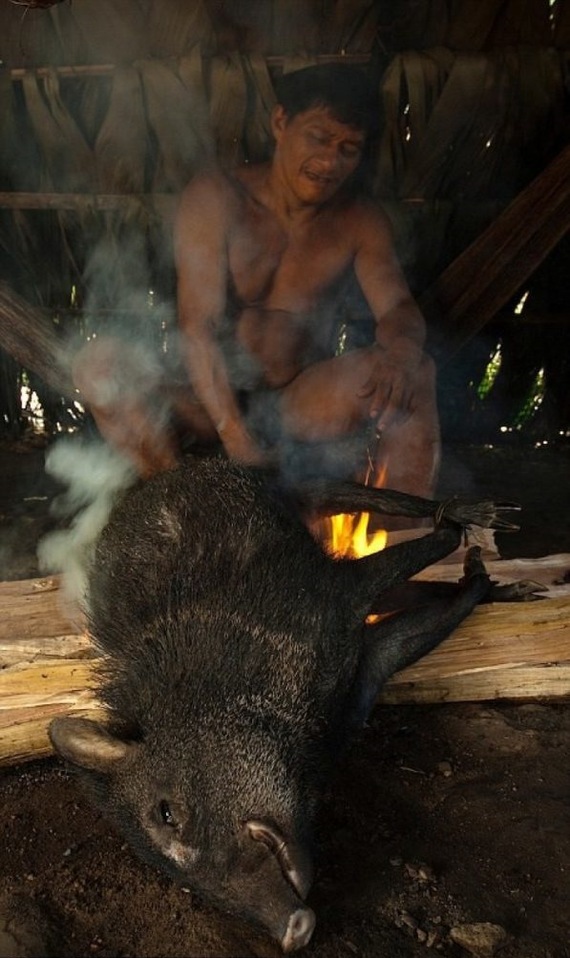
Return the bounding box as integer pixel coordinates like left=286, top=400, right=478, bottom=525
left=49, top=716, right=136, bottom=772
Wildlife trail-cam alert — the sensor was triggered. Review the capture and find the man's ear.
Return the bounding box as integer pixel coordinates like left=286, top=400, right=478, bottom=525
left=271, top=105, right=289, bottom=141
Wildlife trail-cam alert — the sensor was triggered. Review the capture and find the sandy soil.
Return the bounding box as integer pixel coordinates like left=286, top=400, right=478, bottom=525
left=0, top=439, right=569, bottom=958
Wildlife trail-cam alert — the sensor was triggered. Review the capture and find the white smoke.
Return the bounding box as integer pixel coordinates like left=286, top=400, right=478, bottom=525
left=37, top=437, right=137, bottom=607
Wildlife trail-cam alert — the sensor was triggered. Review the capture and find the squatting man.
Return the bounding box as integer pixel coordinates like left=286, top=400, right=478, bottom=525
left=73, top=64, right=440, bottom=498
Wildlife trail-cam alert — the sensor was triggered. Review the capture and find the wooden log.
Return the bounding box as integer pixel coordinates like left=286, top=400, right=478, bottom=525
left=0, top=564, right=569, bottom=768
left=421, top=144, right=570, bottom=362
left=380, top=597, right=570, bottom=704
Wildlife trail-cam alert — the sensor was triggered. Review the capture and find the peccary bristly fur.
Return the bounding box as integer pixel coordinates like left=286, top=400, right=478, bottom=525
left=49, top=455, right=519, bottom=952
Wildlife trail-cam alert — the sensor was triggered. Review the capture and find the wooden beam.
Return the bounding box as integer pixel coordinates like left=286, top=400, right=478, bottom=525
left=0, top=191, right=177, bottom=218
left=6, top=54, right=371, bottom=82
left=1, top=567, right=569, bottom=768
left=421, top=144, right=570, bottom=362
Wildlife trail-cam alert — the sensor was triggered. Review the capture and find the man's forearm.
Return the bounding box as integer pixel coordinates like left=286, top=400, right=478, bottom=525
left=182, top=335, right=244, bottom=435
left=374, top=299, right=426, bottom=363
left=181, top=330, right=264, bottom=461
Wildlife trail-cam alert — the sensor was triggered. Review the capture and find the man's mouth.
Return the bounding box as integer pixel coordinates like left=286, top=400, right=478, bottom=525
left=304, top=170, right=335, bottom=186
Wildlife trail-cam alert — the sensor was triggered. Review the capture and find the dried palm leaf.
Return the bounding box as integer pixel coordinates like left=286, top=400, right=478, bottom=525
left=48, top=2, right=91, bottom=68
left=242, top=53, right=276, bottom=163
left=270, top=0, right=322, bottom=56
left=0, top=2, right=63, bottom=68
left=207, top=53, right=248, bottom=170
left=487, top=0, right=553, bottom=46
left=445, top=0, right=505, bottom=51
left=19, top=70, right=97, bottom=294
left=138, top=50, right=213, bottom=192
left=398, top=53, right=496, bottom=199
left=94, top=66, right=148, bottom=193
left=74, top=74, right=113, bottom=149
left=400, top=48, right=454, bottom=168
left=375, top=53, right=412, bottom=196
left=388, top=0, right=449, bottom=52
left=320, top=0, right=381, bottom=54
left=178, top=49, right=216, bottom=161
left=21, top=69, right=96, bottom=191
left=146, top=0, right=214, bottom=57
left=55, top=0, right=148, bottom=63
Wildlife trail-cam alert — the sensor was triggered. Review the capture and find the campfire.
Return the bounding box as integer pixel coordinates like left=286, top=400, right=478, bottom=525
left=326, top=510, right=387, bottom=559
left=320, top=463, right=388, bottom=560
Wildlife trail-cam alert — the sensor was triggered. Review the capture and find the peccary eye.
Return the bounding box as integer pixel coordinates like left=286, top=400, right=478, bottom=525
left=159, top=800, right=177, bottom=827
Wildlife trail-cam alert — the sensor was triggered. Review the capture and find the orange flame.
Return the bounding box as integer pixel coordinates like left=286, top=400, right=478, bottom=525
left=327, top=511, right=387, bottom=559
left=323, top=462, right=388, bottom=560
left=307, top=459, right=389, bottom=624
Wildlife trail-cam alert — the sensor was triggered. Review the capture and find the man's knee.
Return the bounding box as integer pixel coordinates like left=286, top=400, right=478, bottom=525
left=352, top=346, right=437, bottom=405
left=72, top=336, right=124, bottom=409
left=72, top=336, right=164, bottom=411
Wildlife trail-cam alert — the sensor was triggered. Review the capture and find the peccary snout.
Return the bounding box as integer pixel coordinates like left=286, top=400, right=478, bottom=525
left=282, top=909, right=316, bottom=952
left=49, top=714, right=316, bottom=950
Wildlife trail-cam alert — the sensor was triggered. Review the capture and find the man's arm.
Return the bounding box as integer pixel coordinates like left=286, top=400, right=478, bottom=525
left=351, top=202, right=427, bottom=426
left=173, top=173, right=267, bottom=464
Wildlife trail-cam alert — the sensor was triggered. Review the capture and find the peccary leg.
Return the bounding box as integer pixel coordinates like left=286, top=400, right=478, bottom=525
left=346, top=523, right=484, bottom=622
left=348, top=547, right=491, bottom=726
left=299, top=482, right=519, bottom=620
left=371, top=577, right=548, bottom=614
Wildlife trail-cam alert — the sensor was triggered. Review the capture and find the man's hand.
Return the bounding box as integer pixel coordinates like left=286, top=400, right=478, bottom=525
left=219, top=422, right=273, bottom=468
left=357, top=347, right=422, bottom=431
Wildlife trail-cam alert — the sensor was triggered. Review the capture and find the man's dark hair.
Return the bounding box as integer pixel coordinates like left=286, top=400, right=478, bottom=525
left=274, top=63, right=380, bottom=138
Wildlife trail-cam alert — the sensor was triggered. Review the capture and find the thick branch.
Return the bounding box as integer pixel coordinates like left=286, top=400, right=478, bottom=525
left=421, top=144, right=570, bottom=362
left=0, top=282, right=75, bottom=398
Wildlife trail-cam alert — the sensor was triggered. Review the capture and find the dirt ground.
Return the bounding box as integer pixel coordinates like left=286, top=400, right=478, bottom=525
left=0, top=438, right=569, bottom=958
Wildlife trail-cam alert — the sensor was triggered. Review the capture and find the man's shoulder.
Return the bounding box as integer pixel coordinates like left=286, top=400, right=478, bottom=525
left=187, top=161, right=268, bottom=194
left=345, top=195, right=393, bottom=227
left=179, top=164, right=268, bottom=222
left=338, top=198, right=398, bottom=256
left=181, top=167, right=238, bottom=204
left=326, top=194, right=394, bottom=246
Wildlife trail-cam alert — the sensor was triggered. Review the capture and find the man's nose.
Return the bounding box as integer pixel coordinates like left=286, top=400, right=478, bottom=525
left=314, top=143, right=342, bottom=171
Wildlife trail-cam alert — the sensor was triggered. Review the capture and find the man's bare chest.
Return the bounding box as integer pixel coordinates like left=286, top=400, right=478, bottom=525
left=227, top=209, right=354, bottom=311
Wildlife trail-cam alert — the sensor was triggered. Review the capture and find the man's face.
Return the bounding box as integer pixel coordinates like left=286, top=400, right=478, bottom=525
left=271, top=105, right=366, bottom=206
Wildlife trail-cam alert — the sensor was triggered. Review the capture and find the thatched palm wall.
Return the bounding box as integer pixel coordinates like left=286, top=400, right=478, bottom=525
left=0, top=0, right=568, bottom=437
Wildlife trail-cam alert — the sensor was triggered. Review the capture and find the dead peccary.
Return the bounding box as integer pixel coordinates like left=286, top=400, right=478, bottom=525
left=49, top=455, right=520, bottom=952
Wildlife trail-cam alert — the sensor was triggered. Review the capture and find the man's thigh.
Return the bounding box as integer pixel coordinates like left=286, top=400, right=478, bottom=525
left=278, top=346, right=377, bottom=442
